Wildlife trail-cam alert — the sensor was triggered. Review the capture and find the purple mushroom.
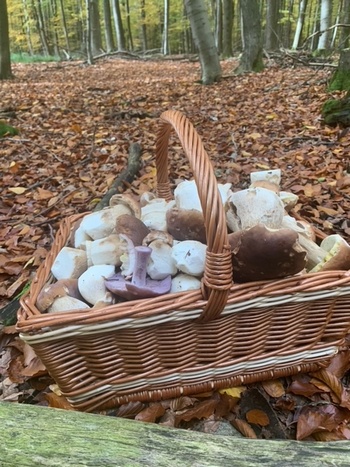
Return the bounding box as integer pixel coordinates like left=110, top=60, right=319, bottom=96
left=105, top=245, right=172, bottom=300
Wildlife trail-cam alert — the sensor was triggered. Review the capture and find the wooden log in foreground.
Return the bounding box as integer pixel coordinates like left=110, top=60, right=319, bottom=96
left=1, top=402, right=350, bottom=466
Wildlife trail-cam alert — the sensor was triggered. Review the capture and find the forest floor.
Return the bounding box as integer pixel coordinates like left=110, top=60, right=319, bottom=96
left=1, top=56, right=350, bottom=441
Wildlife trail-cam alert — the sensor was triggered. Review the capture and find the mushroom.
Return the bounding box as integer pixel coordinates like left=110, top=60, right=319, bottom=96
left=51, top=247, right=87, bottom=280
left=174, top=180, right=233, bottom=212
left=79, top=196, right=140, bottom=241
left=225, top=187, right=285, bottom=232
left=36, top=279, right=85, bottom=312
left=250, top=169, right=281, bottom=186
left=141, top=197, right=172, bottom=231
left=166, top=207, right=206, bottom=243
left=170, top=273, right=201, bottom=293
left=109, top=193, right=141, bottom=218
left=105, top=246, right=172, bottom=300
left=228, top=224, right=306, bottom=282
left=171, top=240, right=207, bottom=277
left=115, top=214, right=150, bottom=246
left=282, top=215, right=327, bottom=270
left=87, top=234, right=127, bottom=266
left=141, top=231, right=177, bottom=280
left=78, top=264, right=115, bottom=305
left=48, top=296, right=91, bottom=313
left=310, top=235, right=350, bottom=273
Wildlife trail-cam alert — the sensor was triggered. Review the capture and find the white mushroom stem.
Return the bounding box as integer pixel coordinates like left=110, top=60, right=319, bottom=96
left=78, top=264, right=115, bottom=305
left=146, top=240, right=178, bottom=280
left=51, top=247, right=87, bottom=280
left=282, top=215, right=327, bottom=270
left=48, top=296, right=90, bottom=313
left=170, top=274, right=201, bottom=293
left=250, top=169, right=281, bottom=186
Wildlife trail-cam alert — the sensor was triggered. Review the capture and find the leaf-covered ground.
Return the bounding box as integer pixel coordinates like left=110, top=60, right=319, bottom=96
left=1, top=57, right=350, bottom=441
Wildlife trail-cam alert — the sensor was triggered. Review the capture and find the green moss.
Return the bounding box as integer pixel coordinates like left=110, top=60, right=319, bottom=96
left=322, top=97, right=350, bottom=126
left=0, top=120, right=19, bottom=137
left=328, top=70, right=350, bottom=91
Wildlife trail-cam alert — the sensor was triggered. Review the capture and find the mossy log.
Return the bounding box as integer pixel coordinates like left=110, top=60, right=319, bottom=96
left=1, top=402, right=350, bottom=466
left=328, top=48, right=350, bottom=91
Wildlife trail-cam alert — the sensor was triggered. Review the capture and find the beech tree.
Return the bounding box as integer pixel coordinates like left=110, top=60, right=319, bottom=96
left=184, top=0, right=221, bottom=84
left=0, top=0, right=12, bottom=80
left=235, top=0, right=264, bottom=74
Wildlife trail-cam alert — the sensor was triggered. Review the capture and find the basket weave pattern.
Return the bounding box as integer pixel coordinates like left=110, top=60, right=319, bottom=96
left=18, top=110, right=350, bottom=412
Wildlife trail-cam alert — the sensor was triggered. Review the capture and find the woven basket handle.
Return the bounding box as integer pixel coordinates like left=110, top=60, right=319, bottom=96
left=156, top=110, right=233, bottom=322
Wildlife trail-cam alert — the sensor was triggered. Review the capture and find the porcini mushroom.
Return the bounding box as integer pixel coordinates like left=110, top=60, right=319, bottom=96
left=78, top=264, right=115, bottom=305
left=87, top=234, right=127, bottom=266
left=166, top=207, right=206, bottom=243
left=48, top=296, right=90, bottom=313
left=310, top=235, right=350, bottom=273
left=228, top=224, right=306, bottom=282
left=170, top=273, right=201, bottom=293
left=36, top=278, right=85, bottom=312
left=141, top=197, right=171, bottom=231
left=225, top=187, right=285, bottom=232
left=105, top=246, right=172, bottom=300
left=115, top=214, right=150, bottom=246
left=51, top=247, right=87, bottom=280
left=171, top=240, right=207, bottom=276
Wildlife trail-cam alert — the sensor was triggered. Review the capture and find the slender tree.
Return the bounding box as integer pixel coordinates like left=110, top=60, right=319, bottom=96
left=0, top=0, right=12, bottom=79
left=292, top=0, right=308, bottom=49
left=111, top=0, right=126, bottom=51
left=184, top=0, right=222, bottom=84
left=317, top=0, right=332, bottom=51
left=235, top=0, right=264, bottom=73
left=222, top=0, right=234, bottom=58
left=265, top=0, right=281, bottom=50
left=162, top=0, right=170, bottom=54
left=103, top=0, right=115, bottom=52
left=340, top=0, right=350, bottom=48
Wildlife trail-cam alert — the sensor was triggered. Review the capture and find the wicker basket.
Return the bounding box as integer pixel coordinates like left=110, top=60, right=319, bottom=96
left=17, top=110, right=350, bottom=412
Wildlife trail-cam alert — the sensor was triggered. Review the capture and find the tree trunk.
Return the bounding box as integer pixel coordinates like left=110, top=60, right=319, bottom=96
left=317, top=0, right=332, bottom=51
left=89, top=0, right=102, bottom=55
left=125, top=0, right=133, bottom=50
left=140, top=0, right=147, bottom=51
left=292, top=0, right=308, bottom=49
left=0, top=0, right=12, bottom=80
left=215, top=0, right=222, bottom=55
left=32, top=0, right=51, bottom=56
left=235, top=0, right=264, bottom=74
left=184, top=0, right=222, bottom=84
left=111, top=0, right=126, bottom=51
left=103, top=0, right=115, bottom=53
left=162, top=0, right=170, bottom=55
left=328, top=48, right=350, bottom=91
left=22, top=0, right=34, bottom=56
left=85, top=0, right=94, bottom=64
left=340, top=0, right=350, bottom=49
left=57, top=0, right=71, bottom=56
left=221, top=0, right=233, bottom=58
left=265, top=0, right=281, bottom=51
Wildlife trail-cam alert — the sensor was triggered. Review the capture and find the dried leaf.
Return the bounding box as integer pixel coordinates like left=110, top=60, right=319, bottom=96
left=262, top=379, right=285, bottom=398
left=135, top=403, right=166, bottom=423
left=246, top=409, right=270, bottom=427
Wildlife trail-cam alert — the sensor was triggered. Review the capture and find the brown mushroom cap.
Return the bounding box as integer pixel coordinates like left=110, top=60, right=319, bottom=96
left=109, top=194, right=141, bottom=218
left=115, top=214, right=150, bottom=246
left=228, top=224, right=306, bottom=282
left=36, top=279, right=84, bottom=312
left=166, top=207, right=206, bottom=243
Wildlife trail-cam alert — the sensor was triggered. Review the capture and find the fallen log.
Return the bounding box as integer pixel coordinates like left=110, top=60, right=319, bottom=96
left=1, top=402, right=350, bottom=466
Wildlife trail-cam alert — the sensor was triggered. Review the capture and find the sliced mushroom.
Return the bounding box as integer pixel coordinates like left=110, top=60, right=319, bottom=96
left=146, top=239, right=178, bottom=280
left=250, top=169, right=281, bottom=186
left=51, top=247, right=87, bottom=280
left=228, top=224, right=306, bottom=282
left=174, top=180, right=232, bottom=212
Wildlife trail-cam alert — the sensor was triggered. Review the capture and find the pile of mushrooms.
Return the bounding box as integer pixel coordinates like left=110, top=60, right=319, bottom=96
left=36, top=171, right=350, bottom=313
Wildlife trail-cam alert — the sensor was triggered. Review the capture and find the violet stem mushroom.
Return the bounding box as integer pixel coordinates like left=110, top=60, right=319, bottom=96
left=105, top=245, right=172, bottom=300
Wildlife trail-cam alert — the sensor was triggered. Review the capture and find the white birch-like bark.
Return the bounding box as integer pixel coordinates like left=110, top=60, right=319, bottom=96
left=317, top=0, right=332, bottom=50
left=292, top=0, right=308, bottom=49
